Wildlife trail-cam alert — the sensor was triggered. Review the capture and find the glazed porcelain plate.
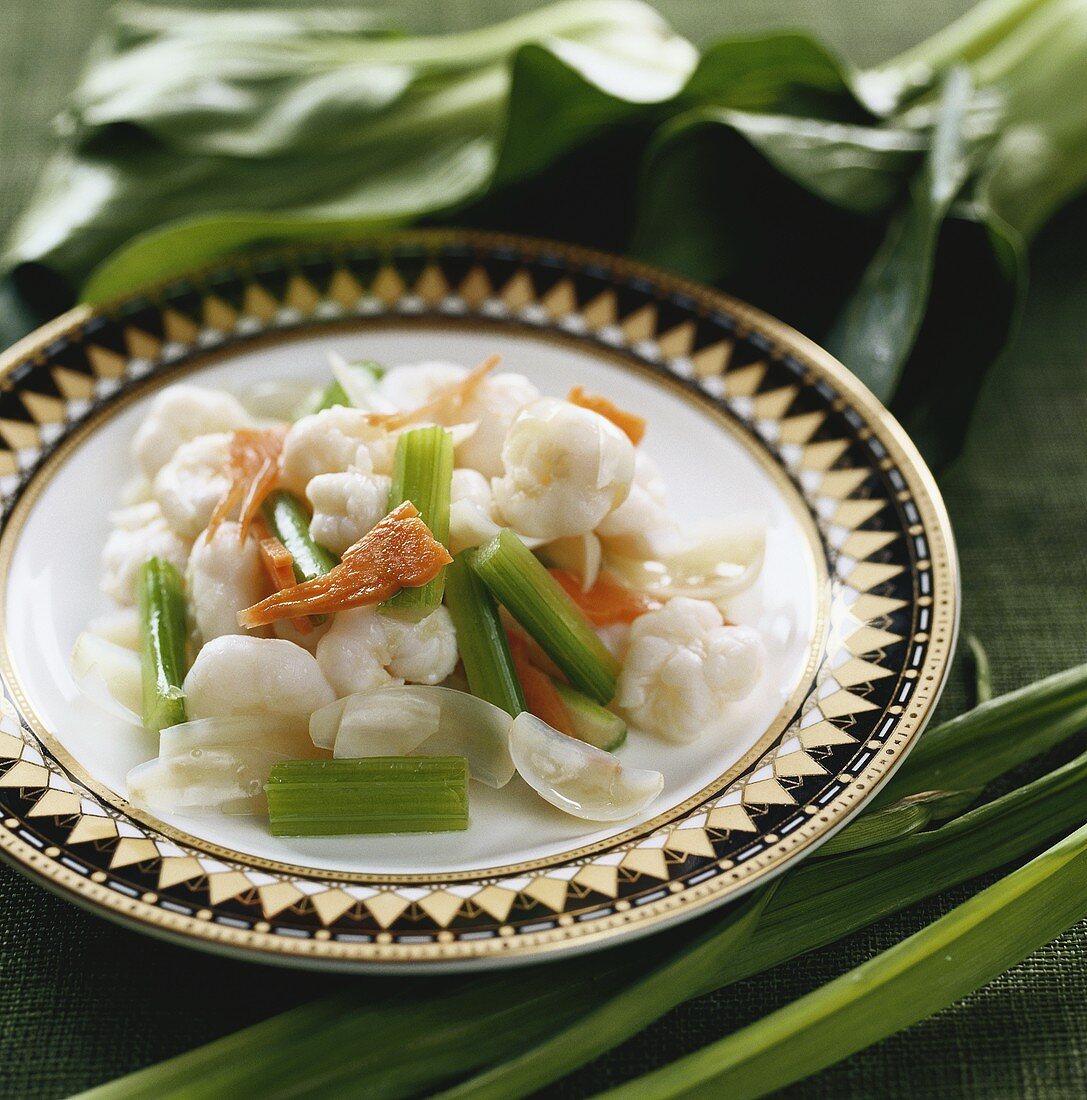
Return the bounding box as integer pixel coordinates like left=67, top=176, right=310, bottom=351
left=0, top=232, right=957, bottom=970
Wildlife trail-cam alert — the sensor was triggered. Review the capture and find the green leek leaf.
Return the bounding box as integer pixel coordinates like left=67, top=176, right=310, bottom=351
left=827, top=67, right=976, bottom=400
left=875, top=662, right=1087, bottom=806
left=597, top=819, right=1087, bottom=1099
left=5, top=0, right=1087, bottom=459
left=79, top=668, right=1087, bottom=1100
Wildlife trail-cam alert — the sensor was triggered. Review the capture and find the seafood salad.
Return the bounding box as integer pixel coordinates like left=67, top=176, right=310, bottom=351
left=73, top=354, right=766, bottom=836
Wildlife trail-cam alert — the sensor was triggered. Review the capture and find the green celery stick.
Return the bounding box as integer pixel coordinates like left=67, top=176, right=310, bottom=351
left=384, top=425, right=453, bottom=618
left=261, top=489, right=338, bottom=583
left=136, top=557, right=188, bottom=733
left=468, top=530, right=619, bottom=704
left=444, top=553, right=526, bottom=717
left=554, top=681, right=627, bottom=751
left=266, top=757, right=468, bottom=836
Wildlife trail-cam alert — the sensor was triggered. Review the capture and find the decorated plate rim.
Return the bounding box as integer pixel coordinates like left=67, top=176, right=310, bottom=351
left=0, top=230, right=958, bottom=970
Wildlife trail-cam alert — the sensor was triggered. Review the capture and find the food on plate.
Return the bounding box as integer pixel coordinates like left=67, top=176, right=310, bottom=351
left=75, top=355, right=766, bottom=835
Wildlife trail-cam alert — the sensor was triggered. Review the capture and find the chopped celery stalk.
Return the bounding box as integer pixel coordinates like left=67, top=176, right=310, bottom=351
left=469, top=530, right=620, bottom=704
left=136, top=557, right=188, bottom=733
left=385, top=425, right=453, bottom=617
left=444, top=553, right=526, bottom=718
left=554, top=681, right=627, bottom=751
left=266, top=757, right=468, bottom=836
left=261, top=489, right=338, bottom=582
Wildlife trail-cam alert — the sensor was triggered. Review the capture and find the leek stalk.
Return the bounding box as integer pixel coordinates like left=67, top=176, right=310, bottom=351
left=311, top=379, right=351, bottom=413
left=311, top=359, right=385, bottom=413
left=553, top=681, right=627, bottom=751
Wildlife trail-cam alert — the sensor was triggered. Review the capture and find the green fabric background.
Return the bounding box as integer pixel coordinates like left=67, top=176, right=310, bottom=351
left=0, top=1, right=1085, bottom=1097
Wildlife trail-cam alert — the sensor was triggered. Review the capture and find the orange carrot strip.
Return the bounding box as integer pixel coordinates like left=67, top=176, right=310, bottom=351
left=368, top=354, right=500, bottom=430
left=208, top=426, right=286, bottom=540
left=550, top=569, right=661, bottom=626
left=507, top=632, right=574, bottom=736
left=238, top=502, right=451, bottom=627
left=567, top=385, right=646, bottom=445
left=258, top=537, right=313, bottom=635
left=259, top=537, right=296, bottom=591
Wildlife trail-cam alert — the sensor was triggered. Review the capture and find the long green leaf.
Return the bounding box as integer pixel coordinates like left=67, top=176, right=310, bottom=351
left=6, top=0, right=699, bottom=301
left=875, top=663, right=1087, bottom=806
left=815, top=786, right=979, bottom=855
left=431, top=887, right=773, bottom=1100
left=827, top=66, right=975, bottom=400
left=424, top=736, right=1087, bottom=1100
left=597, top=819, right=1087, bottom=1100
left=80, top=696, right=1087, bottom=1100
left=5, top=0, right=1087, bottom=461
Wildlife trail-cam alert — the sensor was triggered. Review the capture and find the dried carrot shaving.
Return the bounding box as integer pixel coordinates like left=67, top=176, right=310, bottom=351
left=367, top=354, right=500, bottom=430
left=238, top=502, right=452, bottom=628
left=567, top=385, right=646, bottom=445
left=507, top=631, right=574, bottom=736
left=260, top=537, right=296, bottom=591
left=550, top=569, right=660, bottom=626
left=258, top=536, right=312, bottom=634
left=208, top=426, right=286, bottom=541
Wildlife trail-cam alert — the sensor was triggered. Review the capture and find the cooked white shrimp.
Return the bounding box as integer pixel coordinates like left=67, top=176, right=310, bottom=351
left=132, top=384, right=252, bottom=481
left=279, top=407, right=394, bottom=495
left=272, top=617, right=331, bottom=653
left=596, top=451, right=678, bottom=558
left=377, top=362, right=467, bottom=411
left=595, top=622, right=632, bottom=660
left=152, top=432, right=233, bottom=539
left=492, top=397, right=635, bottom=540
left=186, top=522, right=268, bottom=644
left=119, top=475, right=153, bottom=507
left=378, top=364, right=538, bottom=477
left=453, top=372, right=540, bottom=477
left=448, top=468, right=499, bottom=553
left=101, top=501, right=190, bottom=606
left=184, top=636, right=335, bottom=724
left=383, top=606, right=459, bottom=684
left=315, top=606, right=458, bottom=697
left=616, top=597, right=763, bottom=743
left=87, top=607, right=140, bottom=650
left=306, top=469, right=392, bottom=556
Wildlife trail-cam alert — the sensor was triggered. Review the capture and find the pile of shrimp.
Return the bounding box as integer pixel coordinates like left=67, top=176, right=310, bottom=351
left=94, top=356, right=765, bottom=751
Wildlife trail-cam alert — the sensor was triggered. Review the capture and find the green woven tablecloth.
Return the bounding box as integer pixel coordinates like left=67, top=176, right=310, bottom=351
left=1, top=1, right=1085, bottom=1096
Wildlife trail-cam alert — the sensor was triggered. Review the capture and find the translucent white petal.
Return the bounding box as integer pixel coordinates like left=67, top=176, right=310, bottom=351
left=71, top=632, right=143, bottom=726
left=607, top=513, right=767, bottom=602
left=314, top=686, right=516, bottom=788
left=237, top=378, right=319, bottom=421
left=159, top=715, right=313, bottom=758
left=509, top=712, right=663, bottom=820
left=328, top=351, right=394, bottom=412
left=127, top=745, right=286, bottom=816
left=538, top=532, right=602, bottom=592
